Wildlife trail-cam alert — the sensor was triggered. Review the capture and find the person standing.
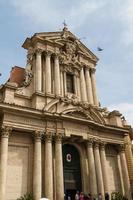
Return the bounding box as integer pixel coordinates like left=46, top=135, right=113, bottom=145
left=79, top=192, right=84, bottom=200
left=98, top=193, right=102, bottom=200
left=105, top=193, right=109, bottom=200
left=75, top=191, right=80, bottom=200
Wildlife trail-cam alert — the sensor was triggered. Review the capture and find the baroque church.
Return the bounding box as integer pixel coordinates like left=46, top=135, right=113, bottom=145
left=0, top=27, right=133, bottom=200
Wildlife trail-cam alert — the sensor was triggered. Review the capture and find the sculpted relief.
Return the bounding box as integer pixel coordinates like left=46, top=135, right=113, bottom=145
left=59, top=40, right=80, bottom=66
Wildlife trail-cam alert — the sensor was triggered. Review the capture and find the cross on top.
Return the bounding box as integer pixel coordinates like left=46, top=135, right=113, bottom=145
left=63, top=20, right=67, bottom=28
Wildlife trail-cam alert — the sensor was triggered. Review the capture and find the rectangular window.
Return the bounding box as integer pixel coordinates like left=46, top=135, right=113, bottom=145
left=66, top=73, right=74, bottom=93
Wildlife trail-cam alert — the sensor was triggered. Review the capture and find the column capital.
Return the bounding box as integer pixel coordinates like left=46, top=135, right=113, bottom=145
left=84, top=65, right=91, bottom=70
left=90, top=67, right=96, bottom=73
left=87, top=138, right=93, bottom=148
left=100, top=142, right=107, bottom=150
left=45, top=50, right=52, bottom=57
left=119, top=144, right=126, bottom=153
left=36, top=48, right=43, bottom=55
left=93, top=139, right=100, bottom=149
left=45, top=131, right=53, bottom=142
left=1, top=126, right=12, bottom=138
left=34, top=130, right=44, bottom=141
left=54, top=53, right=59, bottom=59
left=55, top=134, right=62, bottom=143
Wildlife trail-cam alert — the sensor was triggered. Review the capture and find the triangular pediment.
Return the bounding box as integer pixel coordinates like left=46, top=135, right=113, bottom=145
left=23, top=29, right=98, bottom=62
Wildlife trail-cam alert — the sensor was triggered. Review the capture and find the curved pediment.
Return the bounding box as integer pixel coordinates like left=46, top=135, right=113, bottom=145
left=43, top=99, right=106, bottom=125
left=61, top=106, right=105, bottom=124
left=61, top=107, right=93, bottom=121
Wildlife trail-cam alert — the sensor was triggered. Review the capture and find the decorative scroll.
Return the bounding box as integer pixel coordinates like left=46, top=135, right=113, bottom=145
left=22, top=68, right=33, bottom=87
left=26, top=47, right=34, bottom=69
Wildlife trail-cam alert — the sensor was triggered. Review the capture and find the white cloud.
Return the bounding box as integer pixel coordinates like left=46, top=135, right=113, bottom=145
left=108, top=103, right=133, bottom=126
left=9, top=0, right=106, bottom=30
left=119, top=0, right=133, bottom=45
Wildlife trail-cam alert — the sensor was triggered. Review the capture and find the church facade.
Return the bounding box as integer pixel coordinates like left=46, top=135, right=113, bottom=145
left=0, top=27, right=132, bottom=200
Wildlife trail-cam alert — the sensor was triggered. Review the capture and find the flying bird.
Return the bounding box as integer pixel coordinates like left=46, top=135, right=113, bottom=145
left=0, top=73, right=2, bottom=76
left=97, top=46, right=104, bottom=51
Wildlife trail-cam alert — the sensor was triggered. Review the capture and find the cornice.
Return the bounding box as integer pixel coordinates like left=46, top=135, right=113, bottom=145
left=0, top=101, right=129, bottom=135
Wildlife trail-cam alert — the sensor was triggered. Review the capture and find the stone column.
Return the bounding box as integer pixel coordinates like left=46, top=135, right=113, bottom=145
left=44, top=132, right=53, bottom=200
left=54, top=54, right=60, bottom=96
left=42, top=55, right=46, bottom=93
left=77, top=74, right=81, bottom=100
left=63, top=72, right=67, bottom=96
left=36, top=49, right=42, bottom=92
left=94, top=141, right=104, bottom=197
left=100, top=143, right=109, bottom=194
left=74, top=75, right=78, bottom=96
left=85, top=67, right=94, bottom=104
left=119, top=145, right=132, bottom=200
left=124, top=134, right=133, bottom=192
left=33, top=130, right=42, bottom=200
left=45, top=51, right=51, bottom=94
left=91, top=68, right=99, bottom=106
left=55, top=134, right=64, bottom=200
left=0, top=126, right=12, bottom=200
left=80, top=67, right=87, bottom=102
left=60, top=69, right=64, bottom=96
left=87, top=139, right=97, bottom=197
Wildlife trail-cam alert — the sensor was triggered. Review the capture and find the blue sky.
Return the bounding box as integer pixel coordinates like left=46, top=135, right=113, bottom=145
left=0, top=0, right=133, bottom=125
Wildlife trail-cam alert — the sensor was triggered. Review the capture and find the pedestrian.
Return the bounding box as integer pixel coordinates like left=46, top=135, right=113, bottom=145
left=98, top=193, right=102, bottom=200
left=105, top=193, right=109, bottom=200
left=75, top=191, right=80, bottom=200
left=88, top=193, right=92, bottom=200
left=79, top=192, right=84, bottom=200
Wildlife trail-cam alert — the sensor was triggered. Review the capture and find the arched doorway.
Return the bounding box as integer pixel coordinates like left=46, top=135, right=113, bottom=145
left=63, top=144, right=82, bottom=200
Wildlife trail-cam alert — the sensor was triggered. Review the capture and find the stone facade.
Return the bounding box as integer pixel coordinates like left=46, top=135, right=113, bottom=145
left=0, top=27, right=133, bottom=200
